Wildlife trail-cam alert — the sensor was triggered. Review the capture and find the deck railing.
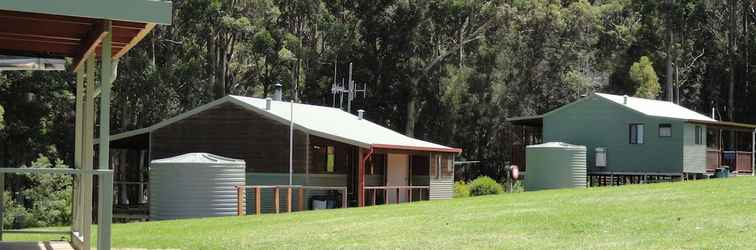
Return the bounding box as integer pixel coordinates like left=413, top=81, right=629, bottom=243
left=363, top=186, right=429, bottom=206
left=707, top=149, right=753, bottom=174
left=0, top=167, right=113, bottom=250
left=235, top=185, right=347, bottom=216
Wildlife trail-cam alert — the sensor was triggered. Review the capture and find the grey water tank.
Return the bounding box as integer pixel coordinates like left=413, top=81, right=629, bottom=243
left=525, top=142, right=587, bottom=191
left=149, top=153, right=245, bottom=220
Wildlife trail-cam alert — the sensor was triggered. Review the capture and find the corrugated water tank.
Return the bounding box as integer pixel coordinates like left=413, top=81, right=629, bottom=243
left=150, top=153, right=245, bottom=220
left=525, top=142, right=587, bottom=191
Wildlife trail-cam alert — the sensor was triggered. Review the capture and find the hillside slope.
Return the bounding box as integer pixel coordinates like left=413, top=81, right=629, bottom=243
left=9, top=177, right=756, bottom=249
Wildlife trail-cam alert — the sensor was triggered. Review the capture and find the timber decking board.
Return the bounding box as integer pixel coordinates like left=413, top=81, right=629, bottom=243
left=0, top=241, right=74, bottom=250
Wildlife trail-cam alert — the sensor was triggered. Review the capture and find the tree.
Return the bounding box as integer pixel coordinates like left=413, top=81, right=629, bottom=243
left=630, top=56, right=661, bottom=99
left=0, top=104, right=4, bottom=130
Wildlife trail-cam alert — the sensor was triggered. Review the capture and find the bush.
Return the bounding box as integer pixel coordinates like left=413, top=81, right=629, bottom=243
left=453, top=181, right=469, bottom=198
left=468, top=176, right=503, bottom=196
left=2, top=191, right=32, bottom=229
left=2, top=155, right=72, bottom=229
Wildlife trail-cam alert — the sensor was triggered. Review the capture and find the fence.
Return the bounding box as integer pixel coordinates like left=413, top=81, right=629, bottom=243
left=235, top=185, right=347, bottom=215
left=363, top=186, right=429, bottom=206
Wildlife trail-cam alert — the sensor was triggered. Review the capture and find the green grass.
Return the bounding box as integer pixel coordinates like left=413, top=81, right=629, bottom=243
left=6, top=177, right=756, bottom=249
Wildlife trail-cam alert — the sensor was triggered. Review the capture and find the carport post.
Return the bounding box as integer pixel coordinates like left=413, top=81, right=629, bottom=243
left=97, top=21, right=115, bottom=250
left=751, top=128, right=756, bottom=176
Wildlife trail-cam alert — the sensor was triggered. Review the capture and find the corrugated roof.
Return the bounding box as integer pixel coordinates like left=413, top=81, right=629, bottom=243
left=595, top=93, right=716, bottom=122
left=106, top=95, right=461, bottom=153
left=228, top=96, right=460, bottom=152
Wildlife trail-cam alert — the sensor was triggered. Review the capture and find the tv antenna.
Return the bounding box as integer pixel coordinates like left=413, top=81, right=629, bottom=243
left=331, top=62, right=367, bottom=113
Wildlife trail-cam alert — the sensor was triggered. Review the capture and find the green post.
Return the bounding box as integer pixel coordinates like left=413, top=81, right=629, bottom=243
left=97, top=20, right=113, bottom=250
left=1, top=173, right=4, bottom=241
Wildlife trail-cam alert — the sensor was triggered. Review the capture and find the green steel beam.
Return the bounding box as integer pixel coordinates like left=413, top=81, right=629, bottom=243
left=0, top=0, right=172, bottom=25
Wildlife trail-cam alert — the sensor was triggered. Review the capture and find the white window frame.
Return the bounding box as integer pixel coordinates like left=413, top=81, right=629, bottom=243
left=659, top=123, right=672, bottom=137
left=630, top=124, right=644, bottom=144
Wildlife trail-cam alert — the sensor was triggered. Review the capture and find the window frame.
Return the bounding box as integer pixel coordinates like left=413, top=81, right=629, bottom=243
left=629, top=123, right=645, bottom=144
left=658, top=123, right=672, bottom=137
left=694, top=126, right=704, bottom=145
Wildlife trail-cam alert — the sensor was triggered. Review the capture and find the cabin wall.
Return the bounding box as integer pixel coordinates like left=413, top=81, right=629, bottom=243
left=150, top=103, right=308, bottom=173
left=543, top=96, right=684, bottom=174
left=429, top=153, right=454, bottom=200
left=682, top=123, right=707, bottom=173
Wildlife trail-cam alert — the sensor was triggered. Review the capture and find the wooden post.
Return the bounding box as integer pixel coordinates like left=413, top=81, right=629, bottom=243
left=372, top=190, right=376, bottom=205
left=396, top=188, right=399, bottom=203
left=298, top=187, right=304, bottom=212
left=255, top=187, right=261, bottom=216
left=342, top=188, right=348, bottom=208
left=236, top=186, right=244, bottom=216
left=274, top=188, right=280, bottom=214
left=287, top=187, right=292, bottom=213
left=409, top=189, right=413, bottom=202
left=358, top=149, right=366, bottom=207
left=384, top=189, right=388, bottom=204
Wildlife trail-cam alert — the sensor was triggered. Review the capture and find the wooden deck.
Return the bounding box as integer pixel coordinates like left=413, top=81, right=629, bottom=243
left=0, top=241, right=74, bottom=250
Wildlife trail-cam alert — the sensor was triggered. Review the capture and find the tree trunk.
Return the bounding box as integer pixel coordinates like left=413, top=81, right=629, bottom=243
left=208, top=33, right=219, bottom=99
left=405, top=94, right=417, bottom=138
left=666, top=0, right=674, bottom=102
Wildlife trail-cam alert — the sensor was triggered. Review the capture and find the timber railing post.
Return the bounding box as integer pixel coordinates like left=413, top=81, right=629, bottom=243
left=236, top=186, right=245, bottom=216
left=287, top=187, right=292, bottom=213
left=298, top=187, right=304, bottom=211
left=372, top=190, right=376, bottom=206
left=342, top=187, right=348, bottom=208
left=255, top=187, right=261, bottom=215
left=274, top=188, right=280, bottom=214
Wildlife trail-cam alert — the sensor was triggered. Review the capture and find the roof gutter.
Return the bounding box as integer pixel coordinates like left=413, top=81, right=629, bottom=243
left=371, top=144, right=462, bottom=153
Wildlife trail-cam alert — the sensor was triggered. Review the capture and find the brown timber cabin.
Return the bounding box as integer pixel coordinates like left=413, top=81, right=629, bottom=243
left=100, top=94, right=461, bottom=217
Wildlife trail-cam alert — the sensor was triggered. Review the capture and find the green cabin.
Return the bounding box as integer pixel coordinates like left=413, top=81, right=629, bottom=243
left=509, top=93, right=755, bottom=181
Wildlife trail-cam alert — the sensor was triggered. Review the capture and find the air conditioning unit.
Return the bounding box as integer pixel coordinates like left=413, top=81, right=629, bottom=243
left=595, top=147, right=607, bottom=167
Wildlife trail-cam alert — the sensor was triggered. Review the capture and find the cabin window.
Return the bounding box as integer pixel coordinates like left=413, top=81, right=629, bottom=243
left=326, top=146, right=335, bottom=172
left=441, top=155, right=454, bottom=178
left=436, top=155, right=442, bottom=179
left=629, top=124, right=644, bottom=144
left=695, top=126, right=704, bottom=145
left=432, top=154, right=442, bottom=180
left=311, top=145, right=336, bottom=173
left=595, top=147, right=607, bottom=167
left=659, top=124, right=672, bottom=137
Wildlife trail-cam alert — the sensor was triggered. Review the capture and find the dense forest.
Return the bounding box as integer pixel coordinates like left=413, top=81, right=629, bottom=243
left=2, top=0, right=756, bottom=178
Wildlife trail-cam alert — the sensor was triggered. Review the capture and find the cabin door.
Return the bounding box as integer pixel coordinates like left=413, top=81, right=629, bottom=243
left=386, top=153, right=409, bottom=203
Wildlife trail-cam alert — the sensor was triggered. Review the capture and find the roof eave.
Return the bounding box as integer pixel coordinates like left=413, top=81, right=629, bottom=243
left=0, top=0, right=173, bottom=25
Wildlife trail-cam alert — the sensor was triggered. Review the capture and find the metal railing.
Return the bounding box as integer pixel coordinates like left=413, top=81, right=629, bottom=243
left=235, top=185, right=348, bottom=215
left=363, top=186, right=429, bottom=206
left=0, top=167, right=113, bottom=250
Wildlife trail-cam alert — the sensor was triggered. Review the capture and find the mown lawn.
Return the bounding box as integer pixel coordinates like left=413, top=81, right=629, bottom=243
left=6, top=177, right=756, bottom=249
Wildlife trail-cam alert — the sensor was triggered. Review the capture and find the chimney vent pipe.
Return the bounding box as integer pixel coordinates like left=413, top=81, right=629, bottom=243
left=357, top=109, right=365, bottom=120
left=273, top=83, right=283, bottom=101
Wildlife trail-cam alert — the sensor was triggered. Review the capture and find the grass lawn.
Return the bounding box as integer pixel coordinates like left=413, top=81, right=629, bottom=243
left=6, top=177, right=756, bottom=249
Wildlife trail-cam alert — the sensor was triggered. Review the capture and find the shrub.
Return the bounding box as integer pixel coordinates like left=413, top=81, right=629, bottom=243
left=3, top=155, right=73, bottom=229
left=2, top=191, right=32, bottom=229
left=22, top=156, right=73, bottom=227
left=468, top=176, right=503, bottom=196
left=453, top=181, right=469, bottom=198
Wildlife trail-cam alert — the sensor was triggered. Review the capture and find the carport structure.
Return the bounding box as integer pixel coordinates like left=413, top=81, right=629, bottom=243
left=0, top=1, right=171, bottom=250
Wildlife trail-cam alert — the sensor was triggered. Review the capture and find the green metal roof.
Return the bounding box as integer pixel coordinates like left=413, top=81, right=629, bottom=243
left=0, top=0, right=172, bottom=24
